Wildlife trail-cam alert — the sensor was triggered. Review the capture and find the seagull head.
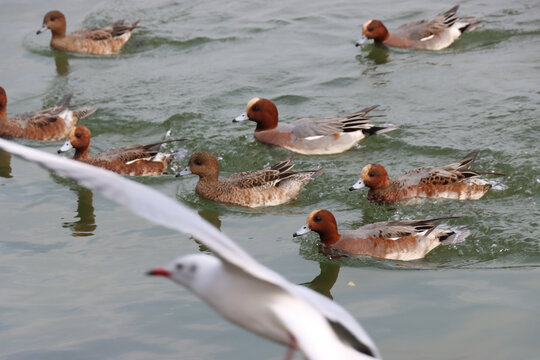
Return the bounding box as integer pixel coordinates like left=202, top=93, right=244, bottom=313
left=147, top=254, right=222, bottom=294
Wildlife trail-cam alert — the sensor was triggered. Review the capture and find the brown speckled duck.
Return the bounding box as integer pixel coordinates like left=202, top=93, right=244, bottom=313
left=0, top=87, right=97, bottom=141
left=37, top=10, right=139, bottom=55
left=177, top=152, right=324, bottom=207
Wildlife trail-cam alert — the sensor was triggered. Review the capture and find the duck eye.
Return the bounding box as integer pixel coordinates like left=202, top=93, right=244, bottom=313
left=314, top=215, right=321, bottom=222
left=176, top=263, right=184, bottom=270
left=75, top=133, right=82, bottom=139
left=368, top=25, right=374, bottom=32
left=368, top=171, right=375, bottom=177
left=252, top=105, right=260, bottom=111
left=194, top=159, right=202, bottom=166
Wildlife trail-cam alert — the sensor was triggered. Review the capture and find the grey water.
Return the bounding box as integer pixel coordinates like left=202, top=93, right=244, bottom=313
left=1, top=0, right=539, bottom=359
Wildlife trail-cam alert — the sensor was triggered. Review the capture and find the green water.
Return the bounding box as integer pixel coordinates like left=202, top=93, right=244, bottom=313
left=1, top=0, right=539, bottom=359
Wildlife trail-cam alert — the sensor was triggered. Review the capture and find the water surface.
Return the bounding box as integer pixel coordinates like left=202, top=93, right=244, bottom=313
left=1, top=0, right=539, bottom=359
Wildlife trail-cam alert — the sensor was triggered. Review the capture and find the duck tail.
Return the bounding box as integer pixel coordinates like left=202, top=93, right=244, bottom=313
left=439, top=225, right=470, bottom=245
left=458, top=17, right=482, bottom=33
left=362, top=123, right=399, bottom=136
left=72, top=106, right=98, bottom=121
left=56, top=94, right=73, bottom=108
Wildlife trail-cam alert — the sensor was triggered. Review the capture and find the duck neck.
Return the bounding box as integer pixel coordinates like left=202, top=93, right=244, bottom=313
left=317, top=223, right=341, bottom=246
left=73, top=145, right=90, bottom=160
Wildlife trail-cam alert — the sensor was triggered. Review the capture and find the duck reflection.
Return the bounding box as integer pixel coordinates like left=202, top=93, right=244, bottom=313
left=356, top=45, right=389, bottom=66
left=302, top=262, right=340, bottom=300
left=194, top=209, right=222, bottom=252
left=62, top=185, right=97, bottom=237
left=0, top=149, right=12, bottom=178
left=53, top=51, right=70, bottom=76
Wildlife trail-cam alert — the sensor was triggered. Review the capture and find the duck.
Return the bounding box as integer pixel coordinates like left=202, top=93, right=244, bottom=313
left=0, top=86, right=97, bottom=141
left=57, top=125, right=185, bottom=176
left=233, top=98, right=397, bottom=155
left=37, top=10, right=139, bottom=55
left=294, top=209, right=469, bottom=260
left=357, top=5, right=482, bottom=50
left=176, top=151, right=323, bottom=207
left=349, top=151, right=505, bottom=203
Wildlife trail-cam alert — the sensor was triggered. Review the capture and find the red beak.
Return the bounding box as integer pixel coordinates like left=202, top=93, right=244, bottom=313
left=146, top=268, right=171, bottom=277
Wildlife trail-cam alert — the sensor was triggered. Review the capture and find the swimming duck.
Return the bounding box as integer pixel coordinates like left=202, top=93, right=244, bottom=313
left=0, top=87, right=97, bottom=141
left=37, top=10, right=139, bottom=55
left=234, top=98, right=397, bottom=155
left=294, top=209, right=469, bottom=260
left=177, top=151, right=323, bottom=207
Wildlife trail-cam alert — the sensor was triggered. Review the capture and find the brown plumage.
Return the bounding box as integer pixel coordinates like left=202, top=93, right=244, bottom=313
left=350, top=151, right=504, bottom=203
left=0, top=87, right=97, bottom=141
left=177, top=152, right=324, bottom=207
left=37, top=10, right=140, bottom=55
left=294, top=209, right=470, bottom=260
left=58, top=125, right=185, bottom=176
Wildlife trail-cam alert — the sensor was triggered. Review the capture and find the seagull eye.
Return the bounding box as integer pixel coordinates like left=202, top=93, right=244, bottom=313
left=176, top=263, right=184, bottom=270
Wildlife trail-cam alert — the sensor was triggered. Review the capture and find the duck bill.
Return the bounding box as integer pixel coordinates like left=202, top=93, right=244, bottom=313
left=233, top=112, right=248, bottom=122
left=349, top=178, right=365, bottom=191
left=175, top=166, right=192, bottom=177
left=36, top=24, right=48, bottom=35
left=293, top=224, right=311, bottom=237
left=355, top=35, right=367, bottom=47
left=57, top=140, right=73, bottom=153
left=146, top=268, right=171, bottom=277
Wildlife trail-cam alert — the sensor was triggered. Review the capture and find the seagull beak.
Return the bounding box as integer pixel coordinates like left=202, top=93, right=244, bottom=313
left=293, top=224, right=311, bottom=237
left=175, top=166, right=191, bottom=177
left=355, top=35, right=367, bottom=47
left=37, top=24, right=48, bottom=35
left=147, top=268, right=171, bottom=277
left=349, top=178, right=365, bottom=191
left=233, top=112, right=248, bottom=122
left=58, top=140, right=73, bottom=153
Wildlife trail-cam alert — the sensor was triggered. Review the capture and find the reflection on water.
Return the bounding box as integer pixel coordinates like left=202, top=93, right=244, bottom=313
left=62, top=186, right=97, bottom=237
left=0, top=149, right=12, bottom=178
left=356, top=45, right=390, bottom=65
left=302, top=262, right=340, bottom=299
left=53, top=52, right=70, bottom=76
left=195, top=209, right=222, bottom=252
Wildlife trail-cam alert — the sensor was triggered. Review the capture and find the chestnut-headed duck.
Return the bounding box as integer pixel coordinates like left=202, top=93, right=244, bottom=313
left=233, top=98, right=397, bottom=155
left=357, top=5, right=482, bottom=50
left=37, top=10, right=140, bottom=55
left=350, top=151, right=505, bottom=203
left=294, top=209, right=469, bottom=260
left=0, top=87, right=97, bottom=141
left=176, top=152, right=324, bottom=207
left=58, top=125, right=185, bottom=176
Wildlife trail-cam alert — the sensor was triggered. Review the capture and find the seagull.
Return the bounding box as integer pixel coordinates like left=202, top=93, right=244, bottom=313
left=0, top=138, right=381, bottom=360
